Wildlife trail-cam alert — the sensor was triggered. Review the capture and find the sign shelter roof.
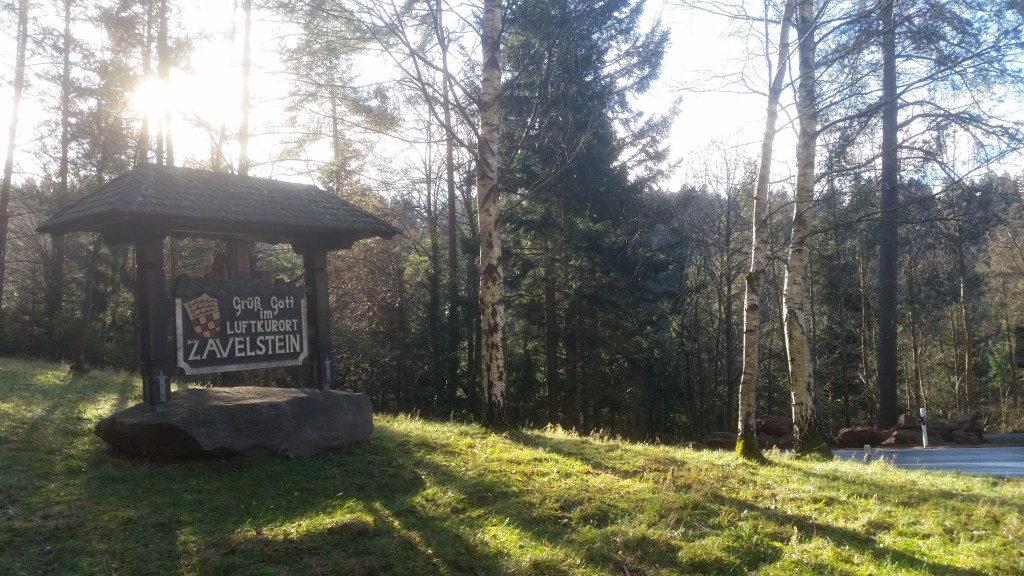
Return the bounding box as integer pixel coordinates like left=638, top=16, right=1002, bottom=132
left=36, top=163, right=398, bottom=406
left=37, top=163, right=399, bottom=249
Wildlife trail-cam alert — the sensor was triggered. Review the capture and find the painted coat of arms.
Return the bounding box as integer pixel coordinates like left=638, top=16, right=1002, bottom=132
left=183, top=293, right=221, bottom=338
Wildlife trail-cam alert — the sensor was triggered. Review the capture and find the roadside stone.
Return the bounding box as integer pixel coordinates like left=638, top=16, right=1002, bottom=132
left=757, top=433, right=780, bottom=449
left=894, top=413, right=920, bottom=429
left=836, top=426, right=889, bottom=447
left=95, top=386, right=373, bottom=458
left=778, top=433, right=794, bottom=449
left=925, top=431, right=952, bottom=447
left=948, top=412, right=982, bottom=432
left=702, top=431, right=737, bottom=450
left=929, top=423, right=954, bottom=442
left=882, top=428, right=923, bottom=446
left=952, top=430, right=983, bottom=445
left=756, top=414, right=793, bottom=436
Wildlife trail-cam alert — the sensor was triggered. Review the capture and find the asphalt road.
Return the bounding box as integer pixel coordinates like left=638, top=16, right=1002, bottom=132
left=834, top=446, right=1024, bottom=478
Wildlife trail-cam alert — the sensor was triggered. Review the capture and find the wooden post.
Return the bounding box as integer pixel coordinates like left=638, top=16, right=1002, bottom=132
left=135, top=237, right=172, bottom=407
left=303, top=247, right=333, bottom=391
left=226, top=238, right=252, bottom=275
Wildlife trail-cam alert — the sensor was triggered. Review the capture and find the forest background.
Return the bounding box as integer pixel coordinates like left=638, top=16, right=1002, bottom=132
left=1, top=0, right=1023, bottom=442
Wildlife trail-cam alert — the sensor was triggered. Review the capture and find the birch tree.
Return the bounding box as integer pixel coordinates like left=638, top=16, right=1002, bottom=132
left=478, top=0, right=507, bottom=423
left=786, top=0, right=830, bottom=457
left=736, top=0, right=794, bottom=461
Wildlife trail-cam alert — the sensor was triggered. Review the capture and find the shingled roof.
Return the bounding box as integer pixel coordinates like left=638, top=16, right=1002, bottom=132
left=37, top=163, right=399, bottom=251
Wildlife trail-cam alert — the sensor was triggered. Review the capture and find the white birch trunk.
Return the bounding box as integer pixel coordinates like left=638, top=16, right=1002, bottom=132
left=737, top=0, right=795, bottom=461
left=786, top=0, right=830, bottom=457
left=478, top=0, right=507, bottom=423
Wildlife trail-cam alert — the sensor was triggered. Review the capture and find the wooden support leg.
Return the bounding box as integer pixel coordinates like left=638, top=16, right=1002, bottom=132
left=135, top=237, right=172, bottom=408
left=303, top=248, right=333, bottom=391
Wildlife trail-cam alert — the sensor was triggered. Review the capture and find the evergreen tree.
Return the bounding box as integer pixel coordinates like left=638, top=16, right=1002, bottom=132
left=500, top=0, right=669, bottom=431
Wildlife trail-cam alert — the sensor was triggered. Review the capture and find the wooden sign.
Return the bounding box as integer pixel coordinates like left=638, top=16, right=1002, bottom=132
left=174, top=275, right=308, bottom=375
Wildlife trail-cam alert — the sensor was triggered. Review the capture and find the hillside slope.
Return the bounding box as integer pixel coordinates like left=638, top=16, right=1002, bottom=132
left=1, top=357, right=1021, bottom=575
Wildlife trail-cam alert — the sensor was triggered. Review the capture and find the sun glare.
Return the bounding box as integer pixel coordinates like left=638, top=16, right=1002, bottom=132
left=130, top=76, right=173, bottom=121
left=129, top=47, right=247, bottom=163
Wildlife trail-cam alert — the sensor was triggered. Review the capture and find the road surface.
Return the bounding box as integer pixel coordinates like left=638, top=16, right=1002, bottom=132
left=834, top=446, right=1024, bottom=478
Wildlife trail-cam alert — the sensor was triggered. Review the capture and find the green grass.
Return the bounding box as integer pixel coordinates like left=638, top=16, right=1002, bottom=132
left=2, top=357, right=1022, bottom=575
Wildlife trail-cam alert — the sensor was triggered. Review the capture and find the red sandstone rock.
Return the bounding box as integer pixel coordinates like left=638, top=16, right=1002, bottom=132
left=948, top=412, right=982, bottom=433
left=952, top=430, right=982, bottom=445
left=757, top=433, right=780, bottom=449
left=778, top=433, right=795, bottom=450
left=702, top=431, right=737, bottom=450
left=882, top=428, right=923, bottom=446
left=756, top=414, right=793, bottom=436
left=894, top=413, right=920, bottom=429
left=836, top=426, right=889, bottom=447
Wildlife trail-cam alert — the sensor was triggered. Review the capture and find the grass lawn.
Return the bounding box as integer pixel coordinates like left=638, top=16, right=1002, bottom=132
left=1, top=357, right=1022, bottom=575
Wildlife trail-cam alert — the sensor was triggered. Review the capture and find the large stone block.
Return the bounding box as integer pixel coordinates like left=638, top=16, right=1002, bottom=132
left=95, top=387, right=373, bottom=458
left=894, top=413, right=920, bottom=429
left=881, top=428, right=923, bottom=446
left=756, top=414, right=793, bottom=436
left=702, top=431, right=737, bottom=450
left=836, top=426, right=889, bottom=447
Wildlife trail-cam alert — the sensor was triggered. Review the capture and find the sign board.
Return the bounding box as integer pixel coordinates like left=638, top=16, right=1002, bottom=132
left=175, top=275, right=308, bottom=375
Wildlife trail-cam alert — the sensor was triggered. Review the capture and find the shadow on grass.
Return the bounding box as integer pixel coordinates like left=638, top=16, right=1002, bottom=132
left=3, top=368, right=135, bottom=454
left=3, top=421, right=513, bottom=575
left=393, top=431, right=684, bottom=575
left=503, top=429, right=1003, bottom=575
left=715, top=493, right=987, bottom=576
left=773, top=457, right=1019, bottom=514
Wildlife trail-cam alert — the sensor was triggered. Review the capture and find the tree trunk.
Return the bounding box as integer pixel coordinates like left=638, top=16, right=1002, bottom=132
left=437, top=2, right=461, bottom=412
left=238, top=0, right=252, bottom=177
left=47, top=0, right=75, bottom=354
left=477, top=0, right=507, bottom=425
left=462, top=183, right=481, bottom=412
left=71, top=94, right=112, bottom=372
left=722, top=194, right=736, bottom=433
left=737, top=0, right=794, bottom=462
left=427, top=153, right=443, bottom=411
left=907, top=257, right=926, bottom=413
left=0, top=0, right=29, bottom=312
left=566, top=301, right=581, bottom=428
left=692, top=304, right=705, bottom=435
left=831, top=193, right=853, bottom=427
left=134, top=0, right=154, bottom=164
left=875, top=0, right=900, bottom=429
left=544, top=239, right=559, bottom=424
left=945, top=306, right=959, bottom=411
left=954, top=221, right=975, bottom=411
left=786, top=0, right=830, bottom=458
left=858, top=237, right=874, bottom=407
left=158, top=0, right=179, bottom=281
left=71, top=236, right=103, bottom=371
left=1001, top=290, right=1015, bottom=427
left=159, top=0, right=173, bottom=167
